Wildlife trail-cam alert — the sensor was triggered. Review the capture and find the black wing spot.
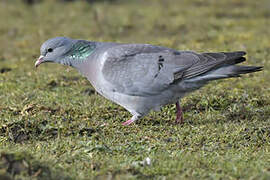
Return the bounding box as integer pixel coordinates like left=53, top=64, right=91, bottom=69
left=158, top=55, right=165, bottom=62
left=158, top=63, right=163, bottom=70
left=154, top=55, right=165, bottom=78
left=158, top=55, right=164, bottom=71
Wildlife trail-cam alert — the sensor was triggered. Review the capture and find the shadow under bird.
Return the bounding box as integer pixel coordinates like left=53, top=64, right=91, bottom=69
left=35, top=37, right=262, bottom=125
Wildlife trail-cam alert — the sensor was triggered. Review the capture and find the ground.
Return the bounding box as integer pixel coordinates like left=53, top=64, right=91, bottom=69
left=0, top=0, right=269, bottom=179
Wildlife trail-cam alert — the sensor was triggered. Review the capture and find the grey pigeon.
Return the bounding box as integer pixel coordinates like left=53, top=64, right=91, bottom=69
left=35, top=37, right=262, bottom=125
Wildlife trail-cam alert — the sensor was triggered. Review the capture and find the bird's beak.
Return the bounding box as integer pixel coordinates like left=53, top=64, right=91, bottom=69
left=35, top=55, right=44, bottom=68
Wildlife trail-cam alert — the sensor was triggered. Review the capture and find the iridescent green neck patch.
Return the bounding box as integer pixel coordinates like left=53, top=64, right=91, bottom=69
left=68, top=41, right=96, bottom=60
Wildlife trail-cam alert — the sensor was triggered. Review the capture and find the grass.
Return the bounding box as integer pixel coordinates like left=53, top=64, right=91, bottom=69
left=0, top=0, right=270, bottom=179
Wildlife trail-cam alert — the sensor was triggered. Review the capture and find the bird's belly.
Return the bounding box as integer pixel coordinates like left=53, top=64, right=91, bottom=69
left=98, top=87, right=186, bottom=115
left=100, top=89, right=151, bottom=114
left=90, top=75, right=189, bottom=115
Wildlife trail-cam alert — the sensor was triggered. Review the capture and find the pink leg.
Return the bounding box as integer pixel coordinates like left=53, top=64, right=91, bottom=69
left=122, top=119, right=135, bottom=126
left=122, top=115, right=140, bottom=126
left=175, top=101, right=184, bottom=124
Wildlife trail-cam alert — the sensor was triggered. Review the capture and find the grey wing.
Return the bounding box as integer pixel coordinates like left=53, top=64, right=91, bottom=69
left=101, top=44, right=195, bottom=96
left=101, top=44, right=245, bottom=96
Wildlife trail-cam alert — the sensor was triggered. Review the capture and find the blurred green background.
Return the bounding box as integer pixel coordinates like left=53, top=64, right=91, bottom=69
left=0, top=0, right=269, bottom=179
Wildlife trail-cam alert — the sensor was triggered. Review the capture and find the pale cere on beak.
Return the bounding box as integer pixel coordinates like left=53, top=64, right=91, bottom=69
left=35, top=55, right=44, bottom=68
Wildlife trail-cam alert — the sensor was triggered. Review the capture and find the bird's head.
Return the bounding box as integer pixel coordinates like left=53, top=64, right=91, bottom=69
left=35, top=37, right=96, bottom=68
left=35, top=37, right=75, bottom=67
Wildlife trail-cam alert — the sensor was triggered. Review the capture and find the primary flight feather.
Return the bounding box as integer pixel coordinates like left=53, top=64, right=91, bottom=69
left=35, top=37, right=262, bottom=125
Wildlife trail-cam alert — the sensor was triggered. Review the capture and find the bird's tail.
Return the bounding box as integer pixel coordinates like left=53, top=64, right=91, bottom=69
left=207, top=65, right=263, bottom=79
left=186, top=51, right=263, bottom=82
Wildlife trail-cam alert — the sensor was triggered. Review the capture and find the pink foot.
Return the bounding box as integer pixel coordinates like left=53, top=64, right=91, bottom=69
left=175, top=101, right=184, bottom=124
left=122, top=119, right=135, bottom=126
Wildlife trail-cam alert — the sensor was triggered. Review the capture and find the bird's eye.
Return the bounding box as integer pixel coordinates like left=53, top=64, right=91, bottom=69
left=48, top=48, right=53, bottom=53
